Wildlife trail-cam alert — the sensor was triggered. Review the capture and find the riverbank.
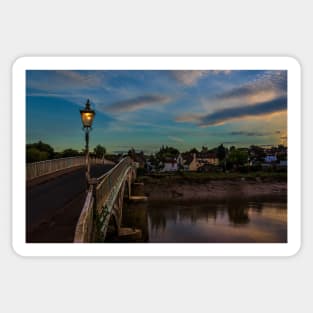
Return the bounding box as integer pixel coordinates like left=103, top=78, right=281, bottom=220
left=137, top=172, right=287, bottom=201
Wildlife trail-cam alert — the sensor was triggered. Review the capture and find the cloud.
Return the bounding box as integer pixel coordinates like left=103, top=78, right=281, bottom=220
left=175, top=114, right=204, bottom=123
left=168, top=136, right=184, bottom=143
left=176, top=71, right=288, bottom=127
left=27, top=70, right=104, bottom=92
left=229, top=131, right=278, bottom=137
left=105, top=95, right=172, bottom=113
left=200, top=97, right=287, bottom=126
left=57, top=71, right=90, bottom=83
left=202, top=70, right=287, bottom=110
left=170, top=70, right=208, bottom=85
left=56, top=70, right=104, bottom=87
left=211, top=70, right=232, bottom=75
left=177, top=96, right=287, bottom=127
left=171, top=70, right=208, bottom=86
left=216, top=84, right=277, bottom=102
left=170, top=70, right=231, bottom=86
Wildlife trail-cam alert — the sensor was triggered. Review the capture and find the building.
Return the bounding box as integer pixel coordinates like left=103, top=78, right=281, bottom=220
left=264, top=155, right=277, bottom=163
left=162, top=158, right=178, bottom=172
left=188, top=152, right=219, bottom=171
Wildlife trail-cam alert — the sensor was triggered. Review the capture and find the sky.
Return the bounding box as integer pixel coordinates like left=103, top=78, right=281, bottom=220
left=26, top=70, right=287, bottom=154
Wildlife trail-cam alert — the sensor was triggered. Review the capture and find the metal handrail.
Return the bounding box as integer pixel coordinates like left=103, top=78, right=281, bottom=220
left=73, top=157, right=135, bottom=243
left=73, top=186, right=94, bottom=243
left=95, top=157, right=133, bottom=213
left=26, top=156, right=112, bottom=180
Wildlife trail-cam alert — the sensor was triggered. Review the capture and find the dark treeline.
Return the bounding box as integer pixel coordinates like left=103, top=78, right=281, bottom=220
left=27, top=141, right=287, bottom=173
left=26, top=141, right=106, bottom=163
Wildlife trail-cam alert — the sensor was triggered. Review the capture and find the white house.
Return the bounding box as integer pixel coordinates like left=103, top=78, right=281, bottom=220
left=162, top=159, right=178, bottom=172
left=176, top=153, right=184, bottom=166
left=264, top=155, right=277, bottom=163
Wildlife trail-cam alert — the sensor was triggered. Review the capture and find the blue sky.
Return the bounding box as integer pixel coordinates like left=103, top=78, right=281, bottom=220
left=26, top=70, right=287, bottom=154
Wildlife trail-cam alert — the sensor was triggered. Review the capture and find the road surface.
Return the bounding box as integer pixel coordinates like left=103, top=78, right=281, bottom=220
left=26, top=164, right=114, bottom=243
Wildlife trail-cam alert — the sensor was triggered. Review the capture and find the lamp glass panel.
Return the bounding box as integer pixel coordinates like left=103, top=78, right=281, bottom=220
left=81, top=111, right=94, bottom=127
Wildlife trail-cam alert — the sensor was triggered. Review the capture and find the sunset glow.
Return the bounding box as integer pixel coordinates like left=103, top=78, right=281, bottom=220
left=26, top=70, right=287, bottom=153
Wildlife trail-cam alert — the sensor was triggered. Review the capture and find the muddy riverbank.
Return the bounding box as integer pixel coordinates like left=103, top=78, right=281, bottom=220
left=139, top=176, right=287, bottom=201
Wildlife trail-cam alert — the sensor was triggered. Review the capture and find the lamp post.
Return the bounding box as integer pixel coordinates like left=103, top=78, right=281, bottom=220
left=80, top=99, right=95, bottom=185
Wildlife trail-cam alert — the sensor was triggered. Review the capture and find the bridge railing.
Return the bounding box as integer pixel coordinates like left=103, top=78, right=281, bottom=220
left=26, top=156, right=112, bottom=180
left=95, top=157, right=133, bottom=213
left=73, top=157, right=135, bottom=243
left=74, top=186, right=94, bottom=243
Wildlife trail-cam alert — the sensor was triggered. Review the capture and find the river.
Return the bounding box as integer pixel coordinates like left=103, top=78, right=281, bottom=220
left=122, top=197, right=287, bottom=243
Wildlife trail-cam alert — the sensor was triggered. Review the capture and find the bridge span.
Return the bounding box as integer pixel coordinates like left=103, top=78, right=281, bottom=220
left=26, top=156, right=143, bottom=243
left=74, top=157, right=144, bottom=242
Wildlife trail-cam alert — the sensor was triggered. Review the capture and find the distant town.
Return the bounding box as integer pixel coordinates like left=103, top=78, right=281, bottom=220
left=27, top=141, right=287, bottom=174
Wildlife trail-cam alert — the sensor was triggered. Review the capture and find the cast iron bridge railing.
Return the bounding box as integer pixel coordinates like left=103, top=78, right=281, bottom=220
left=26, top=156, right=111, bottom=180
left=74, top=157, right=137, bottom=243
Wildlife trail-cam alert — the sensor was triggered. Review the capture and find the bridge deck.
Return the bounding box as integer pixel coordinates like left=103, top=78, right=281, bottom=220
left=26, top=164, right=114, bottom=243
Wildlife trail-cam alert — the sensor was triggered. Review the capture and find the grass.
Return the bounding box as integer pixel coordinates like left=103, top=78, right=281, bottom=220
left=137, top=170, right=287, bottom=184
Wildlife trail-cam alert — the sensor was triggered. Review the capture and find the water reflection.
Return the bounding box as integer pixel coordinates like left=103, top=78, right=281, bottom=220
left=147, top=198, right=287, bottom=243
left=227, top=203, right=250, bottom=225
left=121, top=201, right=149, bottom=242
left=120, top=197, right=287, bottom=243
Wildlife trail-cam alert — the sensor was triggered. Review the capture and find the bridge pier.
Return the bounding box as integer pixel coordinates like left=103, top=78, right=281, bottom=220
left=117, top=182, right=149, bottom=242
left=117, top=227, right=142, bottom=241
left=132, top=182, right=145, bottom=196
left=128, top=182, right=148, bottom=203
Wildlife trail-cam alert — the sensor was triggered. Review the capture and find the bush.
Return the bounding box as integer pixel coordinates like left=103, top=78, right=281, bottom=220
left=26, top=148, right=49, bottom=163
left=249, top=164, right=262, bottom=171
left=61, top=148, right=80, bottom=158
left=238, top=166, right=249, bottom=173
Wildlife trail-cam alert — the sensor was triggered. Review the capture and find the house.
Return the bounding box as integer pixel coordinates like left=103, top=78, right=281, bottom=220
left=162, top=158, right=178, bottom=172
left=177, top=152, right=191, bottom=171
left=264, top=155, right=277, bottom=163
left=188, top=152, right=219, bottom=171
left=204, top=152, right=219, bottom=166
left=189, top=153, right=199, bottom=171
left=197, top=150, right=219, bottom=166
left=176, top=153, right=184, bottom=167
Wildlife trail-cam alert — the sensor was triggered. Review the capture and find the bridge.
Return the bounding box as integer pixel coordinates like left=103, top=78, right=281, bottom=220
left=27, top=156, right=144, bottom=243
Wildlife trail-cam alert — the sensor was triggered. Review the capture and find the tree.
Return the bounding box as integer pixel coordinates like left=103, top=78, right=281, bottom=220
left=27, top=141, right=54, bottom=157
left=217, top=144, right=226, bottom=162
left=128, top=147, right=136, bottom=159
left=155, top=146, right=179, bottom=161
left=249, top=145, right=266, bottom=162
left=26, top=141, right=54, bottom=163
left=26, top=147, right=49, bottom=163
left=61, top=148, right=80, bottom=158
left=227, top=148, right=248, bottom=168
left=93, top=145, right=106, bottom=158
left=188, top=147, right=199, bottom=154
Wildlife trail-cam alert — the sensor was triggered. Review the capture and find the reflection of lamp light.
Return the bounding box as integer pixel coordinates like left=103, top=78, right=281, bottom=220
left=80, top=99, right=96, bottom=186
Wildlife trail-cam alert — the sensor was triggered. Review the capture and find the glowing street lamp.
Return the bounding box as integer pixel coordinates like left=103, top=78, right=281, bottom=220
left=80, top=99, right=95, bottom=184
